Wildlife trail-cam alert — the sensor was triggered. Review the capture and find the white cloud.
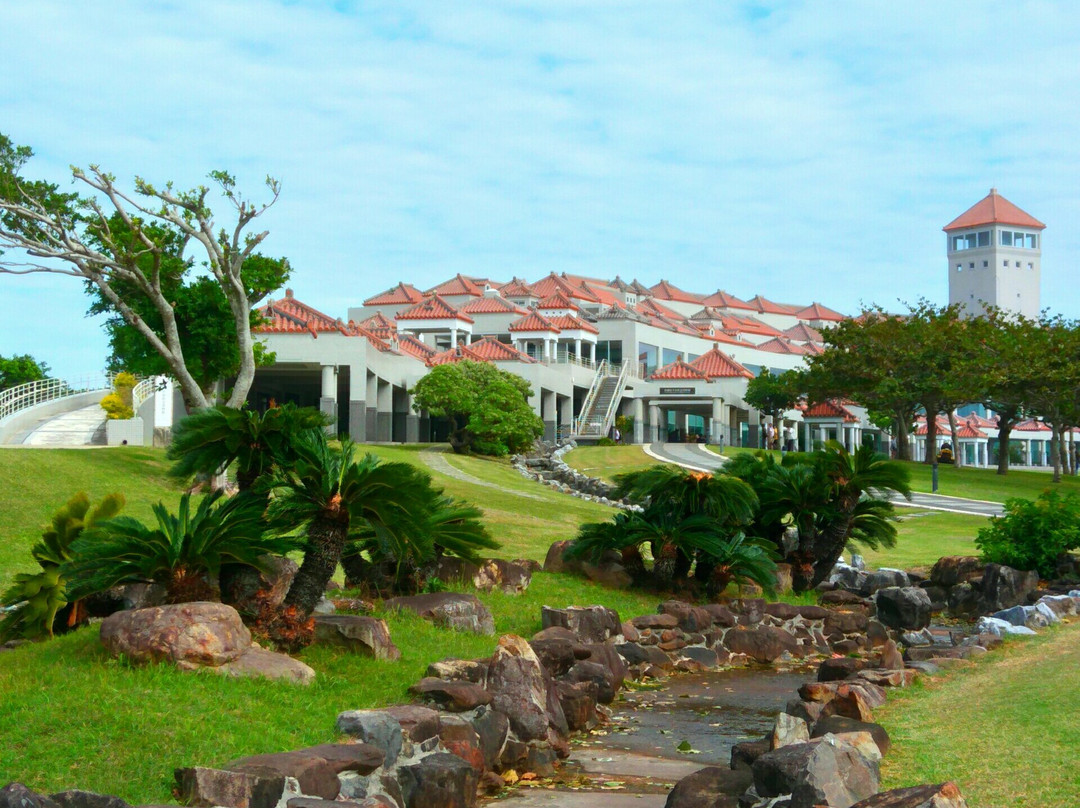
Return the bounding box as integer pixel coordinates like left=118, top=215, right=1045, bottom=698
left=2, top=0, right=1079, bottom=378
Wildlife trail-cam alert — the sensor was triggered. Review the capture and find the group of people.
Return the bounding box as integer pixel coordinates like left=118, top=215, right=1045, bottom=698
left=763, top=421, right=796, bottom=452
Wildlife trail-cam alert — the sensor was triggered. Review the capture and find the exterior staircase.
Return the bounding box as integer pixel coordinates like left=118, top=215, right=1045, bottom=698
left=573, top=359, right=631, bottom=439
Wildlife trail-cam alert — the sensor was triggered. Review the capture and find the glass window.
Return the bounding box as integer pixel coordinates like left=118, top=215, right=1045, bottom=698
left=1026, top=233, right=1037, bottom=249
left=969, top=262, right=975, bottom=269
left=983, top=260, right=988, bottom=267
left=956, top=265, right=962, bottom=271
left=1015, top=261, right=1020, bottom=268
left=977, top=231, right=990, bottom=247
left=638, top=342, right=659, bottom=375
left=662, top=348, right=682, bottom=366
left=1000, top=230, right=1013, bottom=246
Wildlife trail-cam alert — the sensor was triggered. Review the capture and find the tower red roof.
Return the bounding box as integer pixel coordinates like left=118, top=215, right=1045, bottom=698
left=395, top=294, right=474, bottom=323
left=689, top=346, right=754, bottom=379
left=943, top=188, right=1045, bottom=232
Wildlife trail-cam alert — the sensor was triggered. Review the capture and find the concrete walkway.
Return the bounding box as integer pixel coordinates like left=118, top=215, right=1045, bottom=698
left=645, top=442, right=1003, bottom=517
left=18, top=404, right=107, bottom=447
left=419, top=447, right=547, bottom=501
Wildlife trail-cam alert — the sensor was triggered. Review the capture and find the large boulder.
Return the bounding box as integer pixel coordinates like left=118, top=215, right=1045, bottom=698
left=929, top=557, right=984, bottom=589
left=175, top=766, right=296, bottom=808
left=659, top=600, right=714, bottom=633
left=384, top=704, right=442, bottom=743
left=849, top=782, right=968, bottom=807
left=752, top=736, right=880, bottom=808
left=216, top=647, right=316, bottom=685
left=396, top=752, right=478, bottom=808
left=861, top=568, right=911, bottom=595
left=811, top=715, right=891, bottom=757
left=225, top=745, right=385, bottom=800
left=979, top=564, right=1039, bottom=612
left=542, top=540, right=578, bottom=573
left=722, top=624, right=799, bottom=664
left=49, top=792, right=130, bottom=808
left=384, top=593, right=495, bottom=635
left=100, top=602, right=250, bottom=669
left=409, top=678, right=493, bottom=712
left=486, top=634, right=565, bottom=744
left=0, top=785, right=60, bottom=808
left=335, top=710, right=404, bottom=767
left=314, top=616, right=401, bottom=660
left=472, top=559, right=531, bottom=594
left=662, top=766, right=752, bottom=808
left=540, top=605, right=621, bottom=642
left=875, top=587, right=932, bottom=631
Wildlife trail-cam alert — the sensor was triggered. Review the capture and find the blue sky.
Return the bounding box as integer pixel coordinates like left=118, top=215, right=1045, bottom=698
left=3, top=1, right=1080, bottom=380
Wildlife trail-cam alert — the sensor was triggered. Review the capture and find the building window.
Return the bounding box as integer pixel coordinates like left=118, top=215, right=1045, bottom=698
left=983, top=260, right=988, bottom=267
left=978, top=231, right=990, bottom=247
left=1015, top=261, right=1020, bottom=268
left=956, top=265, right=962, bottom=271
left=969, top=262, right=975, bottom=269
left=1003, top=259, right=1009, bottom=267
left=951, top=231, right=989, bottom=251
left=999, top=230, right=1039, bottom=249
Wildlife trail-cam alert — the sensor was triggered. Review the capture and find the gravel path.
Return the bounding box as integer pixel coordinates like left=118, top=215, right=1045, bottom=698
left=419, top=447, right=547, bottom=500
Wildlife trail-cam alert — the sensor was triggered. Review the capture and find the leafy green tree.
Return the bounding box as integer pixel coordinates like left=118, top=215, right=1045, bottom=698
left=167, top=403, right=330, bottom=491
left=976, top=490, right=1080, bottom=577
left=0, top=133, right=284, bottom=410
left=65, top=491, right=295, bottom=604
left=0, top=493, right=124, bottom=641
left=410, top=361, right=543, bottom=455
left=744, top=368, right=803, bottom=436
left=1022, top=315, right=1080, bottom=482
left=0, top=353, right=51, bottom=391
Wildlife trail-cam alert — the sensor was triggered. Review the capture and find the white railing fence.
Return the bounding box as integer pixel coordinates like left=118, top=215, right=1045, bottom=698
left=573, top=360, right=608, bottom=436
left=0, top=374, right=115, bottom=422
left=130, top=377, right=161, bottom=413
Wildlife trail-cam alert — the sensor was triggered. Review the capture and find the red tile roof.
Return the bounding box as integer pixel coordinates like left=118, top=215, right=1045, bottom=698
left=578, top=280, right=620, bottom=306
left=536, top=290, right=581, bottom=311
left=636, top=297, right=691, bottom=321
left=650, top=358, right=709, bottom=381
left=649, top=279, right=703, bottom=304
left=756, top=337, right=809, bottom=355
left=464, top=337, right=536, bottom=363
left=804, top=400, right=859, bottom=423
left=954, top=424, right=984, bottom=439
left=547, top=314, right=600, bottom=335
left=499, top=277, right=538, bottom=298
left=943, top=188, right=1045, bottom=232
left=783, top=322, right=824, bottom=342
left=701, top=290, right=754, bottom=310
left=396, top=333, right=436, bottom=360
left=747, top=295, right=798, bottom=315
left=730, top=314, right=784, bottom=338
left=793, top=302, right=846, bottom=322
left=802, top=341, right=824, bottom=355
left=257, top=290, right=354, bottom=337
left=508, top=311, right=561, bottom=333
left=363, top=282, right=426, bottom=307
left=530, top=272, right=599, bottom=302
left=357, top=311, right=396, bottom=337
left=425, top=274, right=486, bottom=297
left=395, top=294, right=474, bottom=323
left=1015, top=418, right=1052, bottom=432
left=460, top=295, right=528, bottom=315
left=689, top=346, right=754, bottom=379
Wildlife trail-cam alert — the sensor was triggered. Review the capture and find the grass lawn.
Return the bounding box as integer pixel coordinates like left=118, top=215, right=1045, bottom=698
left=901, top=460, right=1080, bottom=503
left=860, top=510, right=986, bottom=570
left=562, top=444, right=656, bottom=482
left=876, top=621, right=1080, bottom=808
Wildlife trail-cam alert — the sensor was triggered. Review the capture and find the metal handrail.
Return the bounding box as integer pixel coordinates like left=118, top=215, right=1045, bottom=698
left=573, top=359, right=608, bottom=435
left=131, top=377, right=160, bottom=413
left=0, top=374, right=115, bottom=422
left=595, top=359, right=632, bottom=437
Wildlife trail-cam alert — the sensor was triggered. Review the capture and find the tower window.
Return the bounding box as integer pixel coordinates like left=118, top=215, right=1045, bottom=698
left=1003, top=259, right=1009, bottom=267
left=956, top=265, right=962, bottom=271
left=983, top=260, right=988, bottom=267
left=969, top=262, right=975, bottom=269
left=1015, top=261, right=1020, bottom=268
left=1028, top=262, right=1033, bottom=270
left=977, top=231, right=990, bottom=247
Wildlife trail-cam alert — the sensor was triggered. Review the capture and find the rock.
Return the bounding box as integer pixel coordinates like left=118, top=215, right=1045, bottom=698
left=49, top=793, right=129, bottom=808
left=818, top=657, right=870, bottom=682
left=426, top=658, right=489, bottom=683
left=472, top=559, right=531, bottom=594
left=385, top=593, right=495, bottom=635
left=1037, top=594, right=1078, bottom=618
left=785, top=698, right=825, bottom=725
left=771, top=713, right=809, bottom=749
left=100, top=602, right=251, bottom=669
left=428, top=556, right=481, bottom=585
left=543, top=540, right=577, bottom=573
left=730, top=737, right=772, bottom=771
left=620, top=620, right=641, bottom=641
left=663, top=766, right=753, bottom=808
left=397, top=752, right=478, bottom=808
left=973, top=616, right=1037, bottom=637
left=486, top=634, right=565, bottom=743
left=659, top=600, right=714, bottom=632
left=335, top=711, right=404, bottom=767
left=774, top=563, right=794, bottom=593
left=824, top=608, right=869, bottom=636
left=528, top=636, right=577, bottom=677
left=540, top=605, right=621, bottom=642
left=617, top=642, right=674, bottom=670
left=384, top=704, right=441, bottom=742
left=820, top=590, right=867, bottom=607
left=437, top=715, right=485, bottom=773
left=679, top=646, right=720, bottom=669
left=286, top=799, right=377, bottom=808
left=225, top=745, right=385, bottom=800
left=220, top=556, right=298, bottom=616
left=722, top=624, right=799, bottom=664
left=929, top=556, right=985, bottom=588
left=581, top=560, right=633, bottom=589
left=703, top=603, right=738, bottom=627
left=880, top=639, right=904, bottom=670
left=849, top=781, right=968, bottom=807
left=312, top=596, right=336, bottom=615
left=175, top=766, right=295, bottom=808
left=862, top=568, right=911, bottom=595
left=979, top=564, right=1039, bottom=612
left=945, top=582, right=980, bottom=616
left=313, top=616, right=401, bottom=660
left=732, top=598, right=766, bottom=625
left=875, top=587, right=932, bottom=630
left=565, top=660, right=616, bottom=704
left=826, top=731, right=882, bottom=764
left=0, top=785, right=60, bottom=808
left=469, top=707, right=510, bottom=771
left=556, top=680, right=598, bottom=731
left=752, top=736, right=879, bottom=808
left=854, top=668, right=917, bottom=688
left=581, top=641, right=628, bottom=691
left=631, top=613, right=680, bottom=631
left=216, top=647, right=316, bottom=685
left=409, top=678, right=493, bottom=712
left=811, top=715, right=891, bottom=756
left=900, top=628, right=934, bottom=647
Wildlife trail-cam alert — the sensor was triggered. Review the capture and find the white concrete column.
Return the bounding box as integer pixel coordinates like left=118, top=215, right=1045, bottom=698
left=589, top=342, right=596, bottom=363
left=631, top=398, right=644, bottom=444
left=451, top=330, right=458, bottom=349
left=711, top=398, right=724, bottom=447
left=574, top=338, right=582, bottom=359
left=650, top=405, right=663, bottom=443
left=466, top=331, right=473, bottom=345
left=320, top=365, right=337, bottom=432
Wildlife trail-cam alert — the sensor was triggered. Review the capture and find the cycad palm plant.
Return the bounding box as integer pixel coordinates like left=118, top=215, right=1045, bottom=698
left=268, top=432, right=439, bottom=616
left=0, top=492, right=124, bottom=641
left=63, top=491, right=295, bottom=604
left=168, top=403, right=330, bottom=491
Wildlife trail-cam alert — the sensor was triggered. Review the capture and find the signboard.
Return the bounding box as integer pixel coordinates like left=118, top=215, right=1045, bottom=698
left=659, top=387, right=695, bottom=395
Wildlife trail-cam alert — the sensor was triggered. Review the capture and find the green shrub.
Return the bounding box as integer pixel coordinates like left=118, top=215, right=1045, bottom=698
left=596, top=437, right=616, bottom=447
left=976, top=489, right=1080, bottom=578
left=100, top=393, right=134, bottom=420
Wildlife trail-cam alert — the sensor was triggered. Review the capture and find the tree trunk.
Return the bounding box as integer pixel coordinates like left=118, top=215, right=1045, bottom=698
left=948, top=411, right=962, bottom=468
left=284, top=515, right=347, bottom=617
left=894, top=413, right=912, bottom=461
left=923, top=410, right=938, bottom=465
left=1052, top=425, right=1063, bottom=483
left=996, top=421, right=1013, bottom=475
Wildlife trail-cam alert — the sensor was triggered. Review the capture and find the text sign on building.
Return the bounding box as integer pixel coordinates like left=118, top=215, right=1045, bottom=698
left=659, top=387, right=695, bottom=395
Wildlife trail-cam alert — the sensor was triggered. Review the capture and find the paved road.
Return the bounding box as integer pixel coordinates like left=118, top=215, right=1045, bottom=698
left=645, top=442, right=1003, bottom=517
